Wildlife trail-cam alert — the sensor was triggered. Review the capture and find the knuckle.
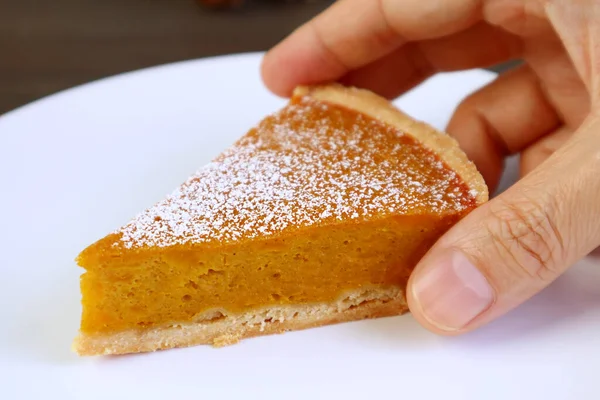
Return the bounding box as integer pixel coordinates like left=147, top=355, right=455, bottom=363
left=456, top=92, right=479, bottom=115
left=486, top=195, right=566, bottom=283
left=373, top=0, right=403, bottom=48
left=454, top=94, right=491, bottom=131
left=451, top=95, right=481, bottom=127
left=310, top=22, right=350, bottom=70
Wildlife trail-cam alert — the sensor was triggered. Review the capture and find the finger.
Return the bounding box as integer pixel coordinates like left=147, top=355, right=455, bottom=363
left=337, top=43, right=434, bottom=101
left=520, top=126, right=573, bottom=177
left=406, top=114, right=600, bottom=335
left=341, top=22, right=521, bottom=99
left=261, top=0, right=482, bottom=97
left=544, top=0, right=600, bottom=96
left=446, top=65, right=561, bottom=190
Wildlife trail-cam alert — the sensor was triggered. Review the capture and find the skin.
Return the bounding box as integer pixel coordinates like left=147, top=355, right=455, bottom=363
left=261, top=0, right=600, bottom=335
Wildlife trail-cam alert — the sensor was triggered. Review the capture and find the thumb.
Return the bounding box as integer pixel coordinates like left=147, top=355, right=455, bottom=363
left=407, top=114, right=600, bottom=334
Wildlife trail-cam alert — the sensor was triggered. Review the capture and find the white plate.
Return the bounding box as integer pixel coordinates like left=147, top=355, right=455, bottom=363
left=1, top=52, right=599, bottom=400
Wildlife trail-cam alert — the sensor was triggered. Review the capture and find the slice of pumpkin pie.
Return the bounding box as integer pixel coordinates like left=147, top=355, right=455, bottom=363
left=73, top=84, right=487, bottom=356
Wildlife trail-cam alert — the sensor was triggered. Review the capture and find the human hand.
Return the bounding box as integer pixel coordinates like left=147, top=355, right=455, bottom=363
left=261, top=0, right=600, bottom=335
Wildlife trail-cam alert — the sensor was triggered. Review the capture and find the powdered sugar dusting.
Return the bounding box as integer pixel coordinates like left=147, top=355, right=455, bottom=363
left=118, top=97, right=476, bottom=248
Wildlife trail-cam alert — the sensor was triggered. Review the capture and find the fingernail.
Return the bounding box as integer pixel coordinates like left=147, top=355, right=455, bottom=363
left=411, top=250, right=494, bottom=331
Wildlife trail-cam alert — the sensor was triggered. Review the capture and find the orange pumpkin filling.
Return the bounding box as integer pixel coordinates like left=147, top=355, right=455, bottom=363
left=76, top=94, right=476, bottom=336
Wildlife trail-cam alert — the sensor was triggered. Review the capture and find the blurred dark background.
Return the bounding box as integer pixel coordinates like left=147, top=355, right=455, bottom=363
left=0, top=0, right=333, bottom=114
left=0, top=0, right=514, bottom=115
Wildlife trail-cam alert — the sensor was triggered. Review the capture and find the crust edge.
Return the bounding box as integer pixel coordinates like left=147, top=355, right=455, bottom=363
left=73, top=287, right=406, bottom=356
left=294, top=84, right=489, bottom=206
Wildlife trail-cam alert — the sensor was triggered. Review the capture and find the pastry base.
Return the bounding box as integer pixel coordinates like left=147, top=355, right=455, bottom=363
left=73, top=286, right=407, bottom=356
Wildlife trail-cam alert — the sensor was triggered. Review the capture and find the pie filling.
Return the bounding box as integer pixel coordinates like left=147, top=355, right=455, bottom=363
left=76, top=96, right=476, bottom=336
left=79, top=215, right=461, bottom=334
